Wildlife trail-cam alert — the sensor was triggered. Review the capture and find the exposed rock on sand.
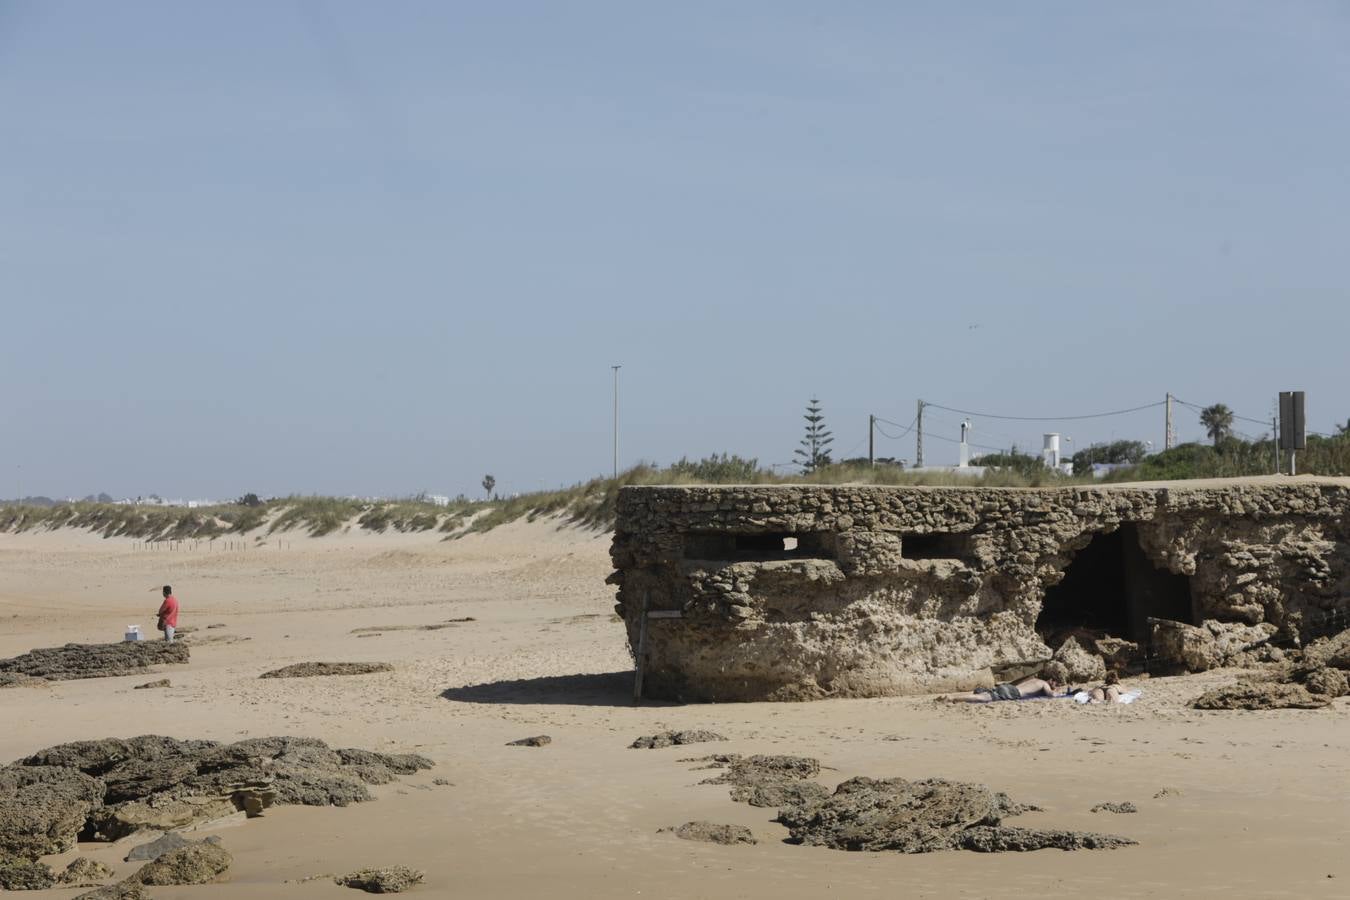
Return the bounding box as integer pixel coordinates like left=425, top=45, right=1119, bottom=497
left=1090, top=801, right=1138, bottom=814
left=663, top=821, right=757, bottom=845
left=630, top=730, right=727, bottom=749
left=957, top=826, right=1136, bottom=852
left=1302, top=666, right=1348, bottom=697
left=777, top=777, right=1133, bottom=853
left=1052, top=637, right=1106, bottom=683
left=0, top=736, right=433, bottom=855
left=0, top=642, right=188, bottom=682
left=0, top=764, right=104, bottom=856
left=260, top=662, right=393, bottom=678
left=1192, top=681, right=1330, bottom=710
left=1151, top=621, right=1281, bottom=673
left=72, top=883, right=149, bottom=900
left=125, top=832, right=223, bottom=862
left=506, top=735, right=551, bottom=747
left=60, top=857, right=116, bottom=886
left=1302, top=630, right=1350, bottom=670
left=689, top=754, right=829, bottom=808
left=0, top=673, right=46, bottom=689
left=132, top=841, right=232, bottom=885
left=133, top=679, right=170, bottom=690
left=336, top=865, right=425, bottom=893
left=0, top=856, right=56, bottom=890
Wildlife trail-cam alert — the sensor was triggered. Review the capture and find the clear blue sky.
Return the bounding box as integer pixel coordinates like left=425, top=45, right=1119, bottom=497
left=3, top=1, right=1348, bottom=500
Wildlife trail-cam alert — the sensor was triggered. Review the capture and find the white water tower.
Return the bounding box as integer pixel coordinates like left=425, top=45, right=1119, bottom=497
left=1042, top=433, right=1061, bottom=469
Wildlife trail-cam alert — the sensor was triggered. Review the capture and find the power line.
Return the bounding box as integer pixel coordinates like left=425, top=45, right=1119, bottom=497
left=873, top=415, right=917, bottom=440
left=924, top=399, right=1166, bottom=422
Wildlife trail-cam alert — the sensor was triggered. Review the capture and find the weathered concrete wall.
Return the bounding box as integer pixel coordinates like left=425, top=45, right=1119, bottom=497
left=610, top=477, right=1350, bottom=701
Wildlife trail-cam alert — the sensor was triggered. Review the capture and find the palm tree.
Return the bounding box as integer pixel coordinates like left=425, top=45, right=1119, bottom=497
left=1199, top=404, right=1234, bottom=447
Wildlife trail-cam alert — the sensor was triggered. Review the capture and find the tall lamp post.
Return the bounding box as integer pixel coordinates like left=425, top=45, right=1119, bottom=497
left=611, top=365, right=621, bottom=479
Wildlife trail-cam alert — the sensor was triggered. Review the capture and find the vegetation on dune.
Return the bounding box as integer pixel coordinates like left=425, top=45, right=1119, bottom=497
left=2, top=427, right=1347, bottom=541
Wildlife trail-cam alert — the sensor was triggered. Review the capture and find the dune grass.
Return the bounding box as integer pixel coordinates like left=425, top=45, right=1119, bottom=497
left=3, top=437, right=1345, bottom=541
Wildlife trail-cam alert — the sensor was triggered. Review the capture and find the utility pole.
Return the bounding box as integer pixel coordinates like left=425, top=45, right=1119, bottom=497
left=868, top=415, right=875, bottom=466
left=1272, top=413, right=1279, bottom=475
left=1164, top=393, right=1175, bottom=450
left=915, top=400, right=925, bottom=468
left=611, top=365, right=621, bottom=479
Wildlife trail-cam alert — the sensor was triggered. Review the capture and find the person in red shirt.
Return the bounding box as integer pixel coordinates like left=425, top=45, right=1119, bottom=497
left=157, top=585, right=180, bottom=643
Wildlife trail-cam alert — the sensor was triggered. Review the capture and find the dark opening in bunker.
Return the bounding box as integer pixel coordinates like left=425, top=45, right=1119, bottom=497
left=683, top=532, right=835, bottom=562
left=1037, top=524, right=1194, bottom=645
left=902, top=532, right=974, bottom=561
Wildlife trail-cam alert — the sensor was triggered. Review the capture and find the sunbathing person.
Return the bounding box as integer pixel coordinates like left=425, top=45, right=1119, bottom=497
left=937, top=674, right=1063, bottom=703
left=1084, top=671, right=1125, bottom=704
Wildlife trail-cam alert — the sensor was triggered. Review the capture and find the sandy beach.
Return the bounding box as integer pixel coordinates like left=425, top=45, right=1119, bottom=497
left=2, top=519, right=1346, bottom=899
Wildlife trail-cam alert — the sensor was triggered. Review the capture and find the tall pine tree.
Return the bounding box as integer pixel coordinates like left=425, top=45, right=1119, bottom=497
left=795, top=396, right=834, bottom=472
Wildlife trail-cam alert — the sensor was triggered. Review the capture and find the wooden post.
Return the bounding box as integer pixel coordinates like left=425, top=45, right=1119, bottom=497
left=632, top=589, right=650, bottom=702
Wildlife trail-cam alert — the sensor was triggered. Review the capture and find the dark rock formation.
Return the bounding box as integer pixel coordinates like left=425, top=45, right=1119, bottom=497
left=664, top=821, right=758, bottom=845
left=133, top=679, right=170, bottom=690
left=72, top=883, right=151, bottom=900
left=957, top=826, right=1137, bottom=852
left=0, top=764, right=104, bottom=857
left=1192, top=681, right=1330, bottom=710
left=1302, top=630, right=1350, bottom=670
left=688, top=754, right=828, bottom=808
left=1090, top=801, right=1138, bottom=813
left=629, top=730, right=728, bottom=749
left=505, top=735, right=551, bottom=747
left=0, top=642, right=188, bottom=683
left=132, top=842, right=232, bottom=885
left=612, top=480, right=1349, bottom=700
left=0, top=856, right=56, bottom=890
left=0, top=673, right=46, bottom=689
left=1052, top=637, right=1106, bottom=683
left=59, top=856, right=116, bottom=886
left=125, top=832, right=222, bottom=862
left=1302, top=666, right=1348, bottom=697
left=336, top=865, right=425, bottom=893
left=777, top=776, right=1133, bottom=853
left=0, top=735, right=433, bottom=858
left=260, top=662, right=393, bottom=678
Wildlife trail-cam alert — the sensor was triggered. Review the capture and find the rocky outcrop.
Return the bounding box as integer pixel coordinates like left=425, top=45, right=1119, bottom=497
left=59, top=857, right=116, bottom=886
left=0, top=642, right=188, bottom=683
left=132, top=842, right=232, bottom=885
left=72, top=883, right=150, bottom=900
left=1052, top=637, right=1106, bottom=682
left=0, top=765, right=104, bottom=857
left=505, top=736, right=551, bottom=747
left=133, top=679, right=170, bottom=690
left=1150, top=620, right=1280, bottom=673
left=260, top=662, right=393, bottom=678
left=125, top=833, right=223, bottom=862
left=629, top=730, right=727, bottom=749
left=688, top=754, right=829, bottom=808
left=0, top=856, right=56, bottom=890
left=664, top=821, right=757, bottom=845
left=336, top=866, right=425, bottom=893
left=1192, top=681, right=1330, bottom=710
left=777, top=776, right=1134, bottom=853
left=612, top=480, right=1349, bottom=700
left=1302, top=666, right=1348, bottom=697
left=0, top=736, right=433, bottom=860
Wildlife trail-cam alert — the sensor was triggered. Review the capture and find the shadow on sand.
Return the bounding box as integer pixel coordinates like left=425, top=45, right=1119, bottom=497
left=441, top=671, right=676, bottom=707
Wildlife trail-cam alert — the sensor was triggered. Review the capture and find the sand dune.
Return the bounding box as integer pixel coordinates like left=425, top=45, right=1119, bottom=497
left=1, top=519, right=1345, bottom=898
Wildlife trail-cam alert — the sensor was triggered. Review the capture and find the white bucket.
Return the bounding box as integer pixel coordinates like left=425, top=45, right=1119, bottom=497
left=124, top=625, right=143, bottom=642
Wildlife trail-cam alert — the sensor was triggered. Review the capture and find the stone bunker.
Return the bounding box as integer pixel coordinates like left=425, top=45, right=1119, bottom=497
left=610, top=477, right=1349, bottom=701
